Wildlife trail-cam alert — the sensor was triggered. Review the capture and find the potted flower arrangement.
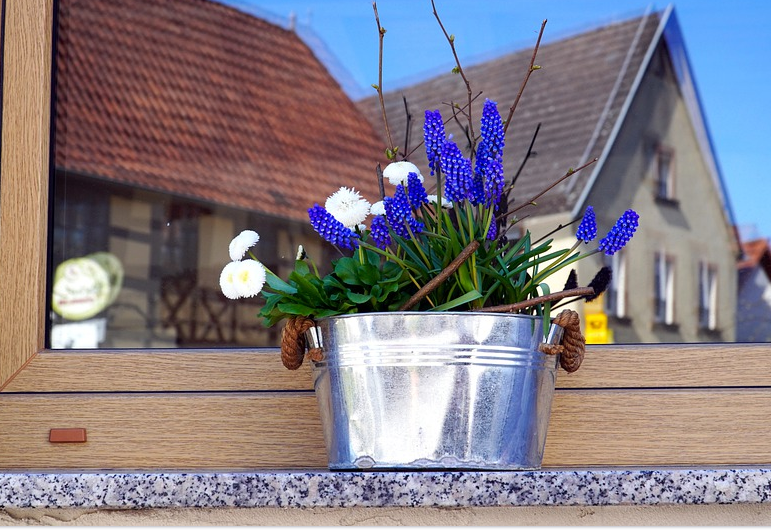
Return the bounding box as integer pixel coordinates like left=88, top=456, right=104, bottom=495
left=218, top=5, right=639, bottom=470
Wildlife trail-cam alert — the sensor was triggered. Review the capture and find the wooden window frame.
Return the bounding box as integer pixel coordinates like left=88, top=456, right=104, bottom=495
left=3, top=0, right=771, bottom=471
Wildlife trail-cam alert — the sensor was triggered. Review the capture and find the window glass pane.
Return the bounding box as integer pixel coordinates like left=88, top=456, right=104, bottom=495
left=47, top=0, right=763, bottom=347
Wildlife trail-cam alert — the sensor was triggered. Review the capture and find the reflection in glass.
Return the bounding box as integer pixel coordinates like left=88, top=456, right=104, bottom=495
left=50, top=0, right=384, bottom=348
left=49, top=0, right=754, bottom=347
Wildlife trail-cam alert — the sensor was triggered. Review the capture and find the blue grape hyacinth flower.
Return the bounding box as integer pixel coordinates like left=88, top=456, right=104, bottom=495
left=369, top=215, right=391, bottom=250
left=576, top=205, right=597, bottom=243
left=598, top=209, right=639, bottom=255
left=441, top=138, right=473, bottom=204
left=384, top=186, right=423, bottom=239
left=406, top=172, right=428, bottom=210
left=308, top=204, right=360, bottom=250
left=424, top=109, right=446, bottom=176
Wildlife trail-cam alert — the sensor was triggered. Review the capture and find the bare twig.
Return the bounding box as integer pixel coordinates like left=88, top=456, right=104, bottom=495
left=510, top=122, right=541, bottom=189
left=476, top=287, right=594, bottom=313
left=373, top=2, right=396, bottom=157
left=496, top=122, right=541, bottom=228
left=503, top=19, right=547, bottom=136
left=398, top=240, right=480, bottom=311
left=431, top=0, right=475, bottom=147
left=376, top=163, right=386, bottom=200
left=531, top=217, right=580, bottom=246
left=510, top=157, right=598, bottom=214
left=401, top=96, right=412, bottom=157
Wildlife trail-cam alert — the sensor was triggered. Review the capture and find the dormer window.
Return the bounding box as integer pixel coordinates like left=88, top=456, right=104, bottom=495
left=656, top=146, right=675, bottom=200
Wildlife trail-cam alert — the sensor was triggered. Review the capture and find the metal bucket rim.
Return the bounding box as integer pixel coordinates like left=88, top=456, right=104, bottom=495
left=313, top=311, right=547, bottom=322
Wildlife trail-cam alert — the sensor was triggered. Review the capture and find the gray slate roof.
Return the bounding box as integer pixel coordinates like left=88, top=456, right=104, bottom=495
left=357, top=11, right=662, bottom=216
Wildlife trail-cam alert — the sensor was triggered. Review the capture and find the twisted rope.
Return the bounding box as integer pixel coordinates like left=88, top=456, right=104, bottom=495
left=539, top=309, right=586, bottom=373
left=280, top=316, right=323, bottom=370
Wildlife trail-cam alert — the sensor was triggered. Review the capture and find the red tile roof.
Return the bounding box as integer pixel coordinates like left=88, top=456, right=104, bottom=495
left=739, top=238, right=771, bottom=270
left=54, top=0, right=386, bottom=222
left=357, top=13, right=661, bottom=215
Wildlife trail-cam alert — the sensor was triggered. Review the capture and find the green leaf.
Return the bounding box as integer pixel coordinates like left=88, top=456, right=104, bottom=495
left=346, top=291, right=372, bottom=304
left=334, top=258, right=363, bottom=286
left=288, top=270, right=324, bottom=305
left=358, top=263, right=381, bottom=286
left=276, top=302, right=317, bottom=316
left=429, top=290, right=482, bottom=312
left=265, top=274, right=298, bottom=295
left=294, top=259, right=311, bottom=276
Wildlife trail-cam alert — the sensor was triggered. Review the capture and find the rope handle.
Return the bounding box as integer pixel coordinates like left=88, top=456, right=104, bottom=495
left=280, top=316, right=322, bottom=370
left=281, top=310, right=586, bottom=372
left=538, top=309, right=586, bottom=373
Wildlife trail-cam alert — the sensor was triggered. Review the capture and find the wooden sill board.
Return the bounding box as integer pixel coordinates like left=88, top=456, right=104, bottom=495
left=2, top=388, right=771, bottom=470
left=5, top=343, right=771, bottom=393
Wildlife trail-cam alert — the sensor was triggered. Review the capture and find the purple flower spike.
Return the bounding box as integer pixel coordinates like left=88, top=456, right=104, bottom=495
left=441, top=138, right=473, bottom=204
left=598, top=209, right=639, bottom=255
left=370, top=215, right=391, bottom=249
left=483, top=157, right=505, bottom=208
left=406, top=172, right=428, bottom=209
left=384, top=188, right=422, bottom=239
left=475, top=99, right=505, bottom=171
left=308, top=204, right=360, bottom=250
left=424, top=110, right=446, bottom=176
left=576, top=205, right=597, bottom=243
left=486, top=219, right=498, bottom=241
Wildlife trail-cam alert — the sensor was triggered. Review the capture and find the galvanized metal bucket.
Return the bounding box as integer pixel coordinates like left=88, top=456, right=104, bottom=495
left=306, top=312, right=564, bottom=470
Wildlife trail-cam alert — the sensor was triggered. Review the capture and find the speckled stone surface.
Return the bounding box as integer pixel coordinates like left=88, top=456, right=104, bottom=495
left=1, top=469, right=771, bottom=509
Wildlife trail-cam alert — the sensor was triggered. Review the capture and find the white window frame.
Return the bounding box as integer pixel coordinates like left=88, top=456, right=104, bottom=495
left=604, top=249, right=627, bottom=318
left=654, top=251, right=675, bottom=325
left=698, top=261, right=718, bottom=331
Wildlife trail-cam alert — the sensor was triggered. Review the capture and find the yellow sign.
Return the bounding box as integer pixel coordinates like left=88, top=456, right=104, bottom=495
left=51, top=253, right=124, bottom=321
left=585, top=312, right=613, bottom=344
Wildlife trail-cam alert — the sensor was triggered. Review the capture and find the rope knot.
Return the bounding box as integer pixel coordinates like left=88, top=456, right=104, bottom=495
left=539, top=309, right=586, bottom=373
left=280, top=316, right=323, bottom=370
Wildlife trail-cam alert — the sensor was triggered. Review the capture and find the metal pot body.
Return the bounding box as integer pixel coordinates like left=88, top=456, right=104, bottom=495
left=306, top=312, right=563, bottom=470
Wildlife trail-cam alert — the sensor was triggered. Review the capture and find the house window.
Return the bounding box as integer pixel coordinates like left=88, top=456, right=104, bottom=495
left=51, top=173, right=110, bottom=262
left=656, top=146, right=675, bottom=200
left=604, top=249, right=626, bottom=318
left=654, top=252, right=675, bottom=324
left=156, top=203, right=202, bottom=279
left=698, top=262, right=718, bottom=330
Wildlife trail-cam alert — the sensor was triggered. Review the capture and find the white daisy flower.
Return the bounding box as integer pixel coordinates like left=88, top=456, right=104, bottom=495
left=370, top=200, right=386, bottom=216
left=220, top=261, right=243, bottom=299
left=228, top=230, right=260, bottom=261
left=325, top=187, right=371, bottom=228
left=427, top=194, right=453, bottom=209
left=383, top=160, right=423, bottom=186
left=220, top=259, right=266, bottom=299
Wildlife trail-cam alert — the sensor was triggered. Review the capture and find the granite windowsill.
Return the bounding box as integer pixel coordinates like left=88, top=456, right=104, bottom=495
left=2, top=468, right=770, bottom=509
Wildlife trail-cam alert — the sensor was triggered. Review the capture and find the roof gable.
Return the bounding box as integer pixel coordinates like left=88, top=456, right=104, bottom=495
left=357, top=11, right=661, bottom=215
left=54, top=0, right=385, bottom=221
left=357, top=7, right=734, bottom=231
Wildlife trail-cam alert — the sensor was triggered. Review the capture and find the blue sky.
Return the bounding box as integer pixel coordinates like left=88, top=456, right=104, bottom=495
left=229, top=0, right=771, bottom=240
